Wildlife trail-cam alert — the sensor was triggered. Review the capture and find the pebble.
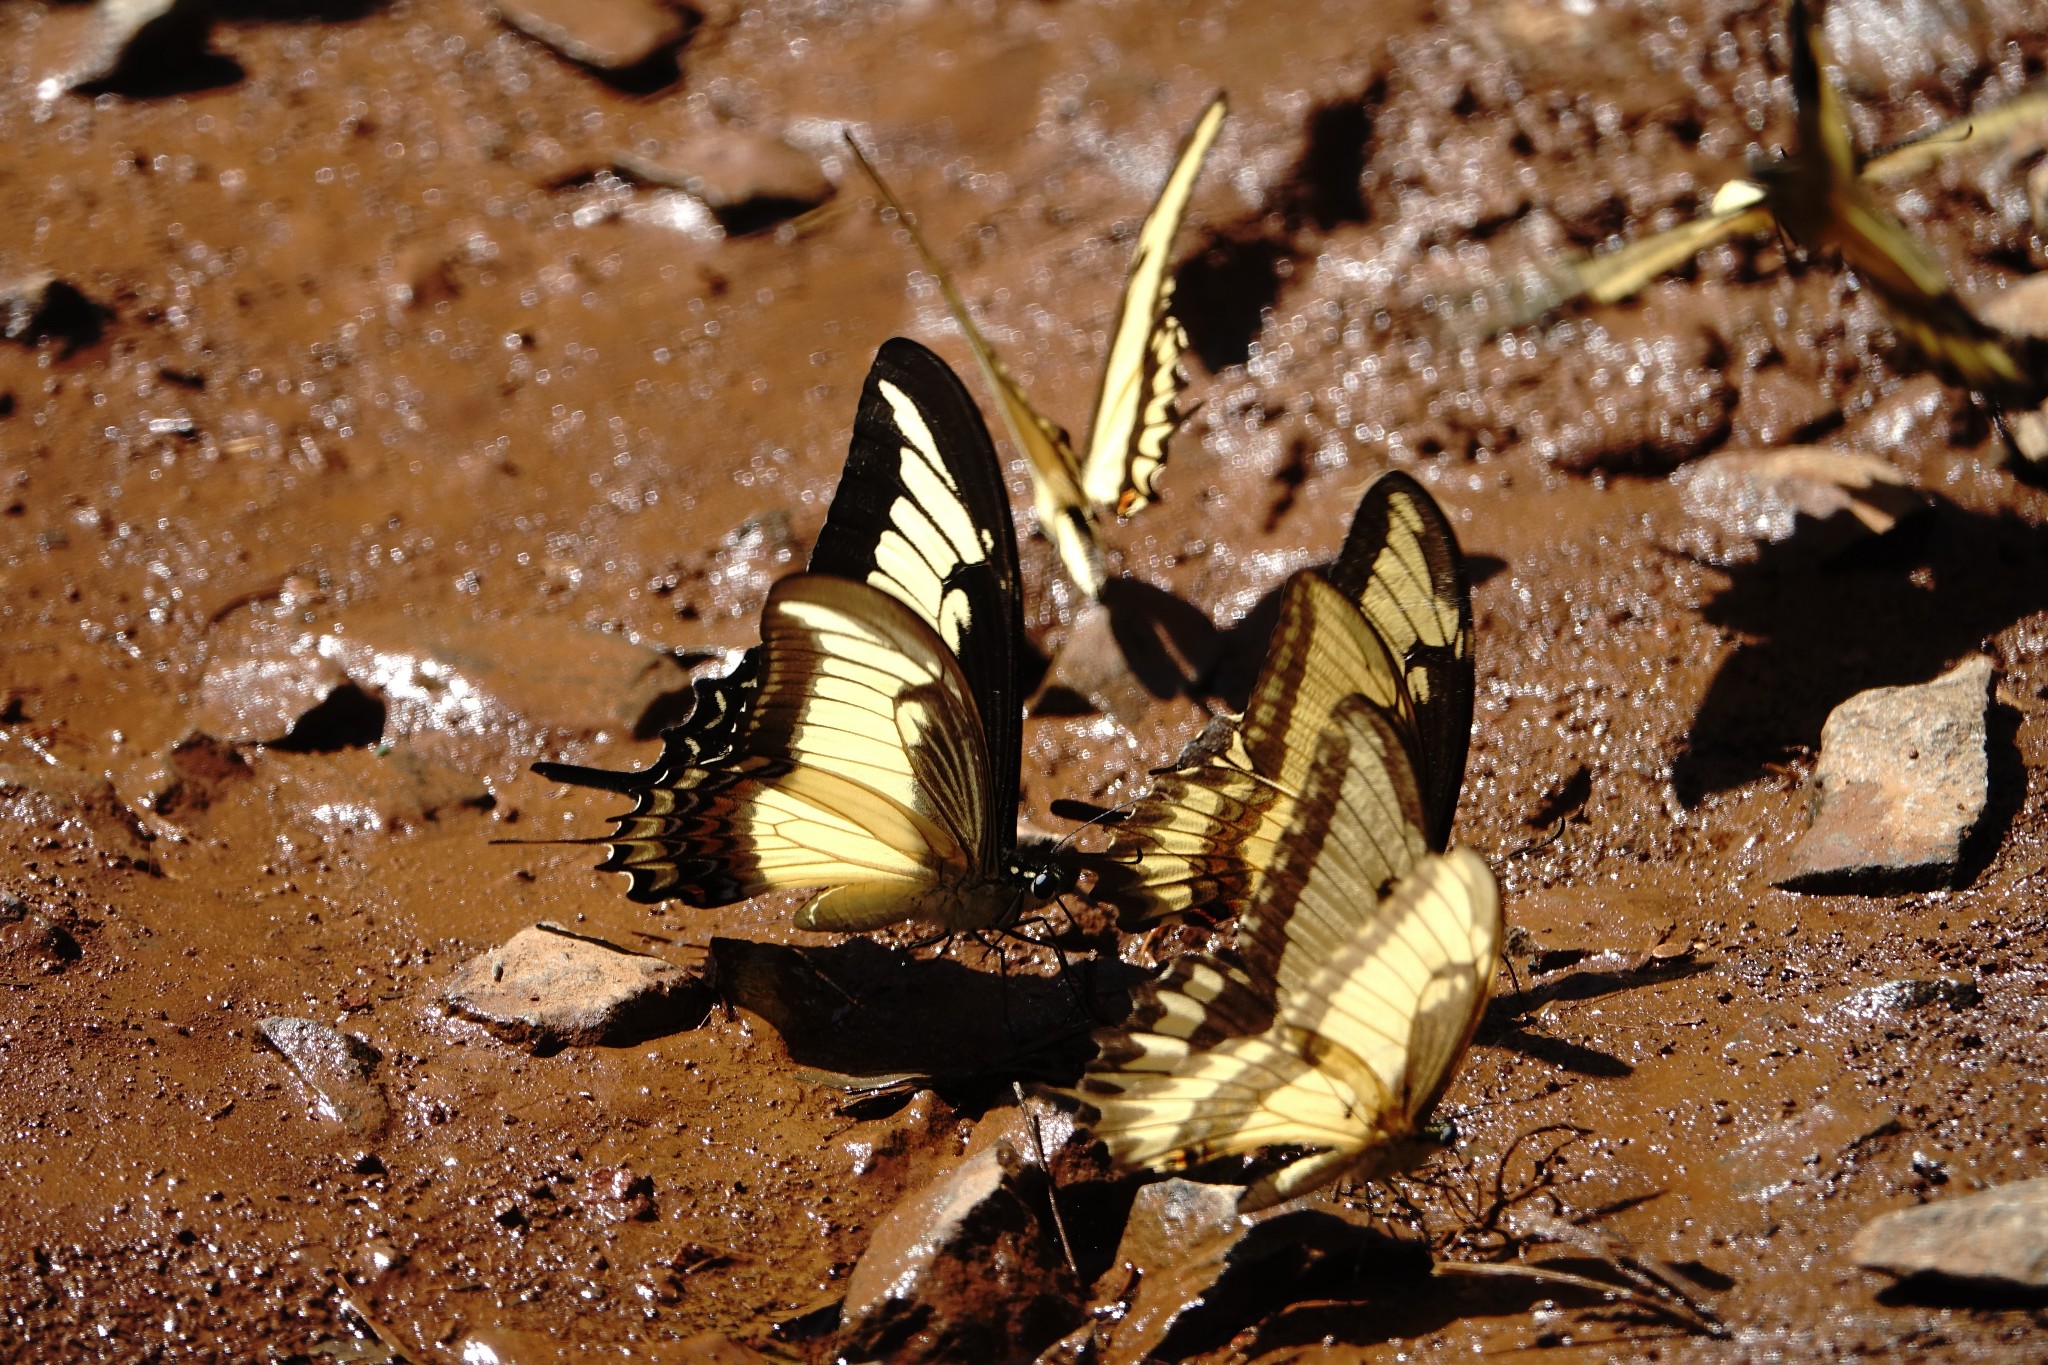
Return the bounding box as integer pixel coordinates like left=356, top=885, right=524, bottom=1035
left=1850, top=1177, right=2048, bottom=1290
left=1775, top=656, right=1994, bottom=893
left=444, top=923, right=704, bottom=1050
left=490, top=0, right=691, bottom=74
left=615, top=129, right=833, bottom=231
left=0, top=272, right=108, bottom=352
left=193, top=648, right=380, bottom=748
left=1670, top=446, right=1931, bottom=566
left=256, top=1016, right=390, bottom=1141
left=58, top=0, right=217, bottom=94
left=838, top=1141, right=1080, bottom=1363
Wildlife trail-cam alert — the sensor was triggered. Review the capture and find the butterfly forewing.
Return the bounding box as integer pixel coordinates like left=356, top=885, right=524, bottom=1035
left=1323, top=470, right=1475, bottom=848
left=1081, top=93, right=1228, bottom=519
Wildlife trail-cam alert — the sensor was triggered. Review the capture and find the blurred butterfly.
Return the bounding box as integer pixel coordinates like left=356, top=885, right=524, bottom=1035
left=533, top=338, right=1047, bottom=934
left=1753, top=0, right=2041, bottom=409
left=1070, top=473, right=1500, bottom=1208
left=847, top=94, right=1228, bottom=598
left=1465, top=8, right=2048, bottom=412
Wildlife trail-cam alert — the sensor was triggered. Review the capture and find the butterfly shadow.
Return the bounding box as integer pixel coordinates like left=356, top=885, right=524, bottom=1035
left=1481, top=956, right=1720, bottom=1079
left=1671, top=496, right=2048, bottom=830
left=707, top=935, right=1140, bottom=1099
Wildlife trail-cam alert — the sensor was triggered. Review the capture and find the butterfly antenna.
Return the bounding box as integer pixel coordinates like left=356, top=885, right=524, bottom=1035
left=1010, top=1081, right=1089, bottom=1314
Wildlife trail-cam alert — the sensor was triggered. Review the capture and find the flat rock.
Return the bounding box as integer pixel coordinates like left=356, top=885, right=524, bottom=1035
left=1670, top=447, right=1931, bottom=566
left=257, top=1016, right=389, bottom=1141
left=193, top=647, right=378, bottom=748
left=1850, top=1178, right=2048, bottom=1290
left=491, top=0, right=690, bottom=72
left=838, top=1141, right=1080, bottom=1363
left=1775, top=656, right=1994, bottom=893
left=445, top=923, right=703, bottom=1050
left=322, top=609, right=695, bottom=755
left=615, top=129, right=833, bottom=228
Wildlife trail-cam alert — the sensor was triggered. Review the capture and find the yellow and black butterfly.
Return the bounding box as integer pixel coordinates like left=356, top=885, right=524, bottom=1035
left=1754, top=0, right=2041, bottom=408
left=1082, top=471, right=1474, bottom=926
left=1479, top=3, right=2043, bottom=410
left=847, top=95, right=1228, bottom=598
left=533, top=338, right=1046, bottom=934
left=1069, top=478, right=1498, bottom=1207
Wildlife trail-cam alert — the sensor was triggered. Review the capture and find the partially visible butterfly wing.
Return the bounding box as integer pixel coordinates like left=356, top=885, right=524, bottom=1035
left=1086, top=572, right=1415, bottom=925
left=1862, top=84, right=2048, bottom=184
left=1323, top=471, right=1475, bottom=849
left=811, top=336, right=1025, bottom=853
left=1079, top=93, right=1228, bottom=519
left=846, top=137, right=1105, bottom=597
left=540, top=574, right=997, bottom=930
left=1078, top=699, right=1500, bottom=1208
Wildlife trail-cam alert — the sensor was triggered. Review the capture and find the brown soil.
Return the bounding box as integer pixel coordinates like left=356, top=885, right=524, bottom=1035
left=4, top=0, right=2048, bottom=1359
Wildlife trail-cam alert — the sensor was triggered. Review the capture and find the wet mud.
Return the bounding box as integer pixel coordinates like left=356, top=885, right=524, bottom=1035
left=3, top=0, right=2048, bottom=1358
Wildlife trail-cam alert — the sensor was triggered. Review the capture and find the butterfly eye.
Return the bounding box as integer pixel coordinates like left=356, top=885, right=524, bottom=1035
left=1420, top=1117, right=1459, bottom=1148
left=1027, top=861, right=1075, bottom=901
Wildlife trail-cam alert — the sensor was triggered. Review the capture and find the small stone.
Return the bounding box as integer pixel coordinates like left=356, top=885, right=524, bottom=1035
left=838, top=1142, right=1081, bottom=1363
left=60, top=0, right=218, bottom=94
left=615, top=129, right=833, bottom=231
left=1836, top=976, right=1981, bottom=1019
left=1850, top=1178, right=2048, bottom=1290
left=490, top=0, right=691, bottom=74
left=0, top=273, right=109, bottom=352
left=445, top=923, right=703, bottom=1050
left=257, top=1016, right=390, bottom=1141
left=1775, top=656, right=1995, bottom=893
left=193, top=648, right=380, bottom=748
left=1670, top=447, right=1931, bottom=566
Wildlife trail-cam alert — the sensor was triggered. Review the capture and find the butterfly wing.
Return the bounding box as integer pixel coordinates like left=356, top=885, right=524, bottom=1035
left=535, top=340, right=1026, bottom=929
left=1323, top=470, right=1475, bottom=849
left=1079, top=93, right=1228, bottom=520
left=846, top=137, right=1104, bottom=597
left=1078, top=699, right=1500, bottom=1209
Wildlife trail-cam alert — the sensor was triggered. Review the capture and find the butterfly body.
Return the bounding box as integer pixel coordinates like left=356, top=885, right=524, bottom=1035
left=535, top=339, right=1040, bottom=935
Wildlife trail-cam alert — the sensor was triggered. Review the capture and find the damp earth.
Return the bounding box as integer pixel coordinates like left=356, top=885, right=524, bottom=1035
left=4, top=0, right=2048, bottom=1359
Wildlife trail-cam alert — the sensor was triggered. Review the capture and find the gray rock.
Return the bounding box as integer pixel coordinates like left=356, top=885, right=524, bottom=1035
left=257, top=1016, right=389, bottom=1141
left=1671, top=447, right=1931, bottom=566
left=445, top=923, right=703, bottom=1050
left=490, top=0, right=691, bottom=73
left=838, top=1141, right=1080, bottom=1363
left=1850, top=1178, right=2048, bottom=1290
left=1775, top=656, right=1995, bottom=893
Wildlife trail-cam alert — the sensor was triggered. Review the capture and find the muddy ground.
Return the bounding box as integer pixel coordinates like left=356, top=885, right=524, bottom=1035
left=4, top=0, right=2048, bottom=1359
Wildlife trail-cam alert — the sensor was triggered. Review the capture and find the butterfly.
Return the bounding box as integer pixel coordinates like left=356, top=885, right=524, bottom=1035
left=1070, top=478, right=1499, bottom=1206
left=1081, top=471, right=1474, bottom=927
left=532, top=338, right=1045, bottom=934
left=847, top=94, right=1228, bottom=598
left=1469, top=3, right=2044, bottom=411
